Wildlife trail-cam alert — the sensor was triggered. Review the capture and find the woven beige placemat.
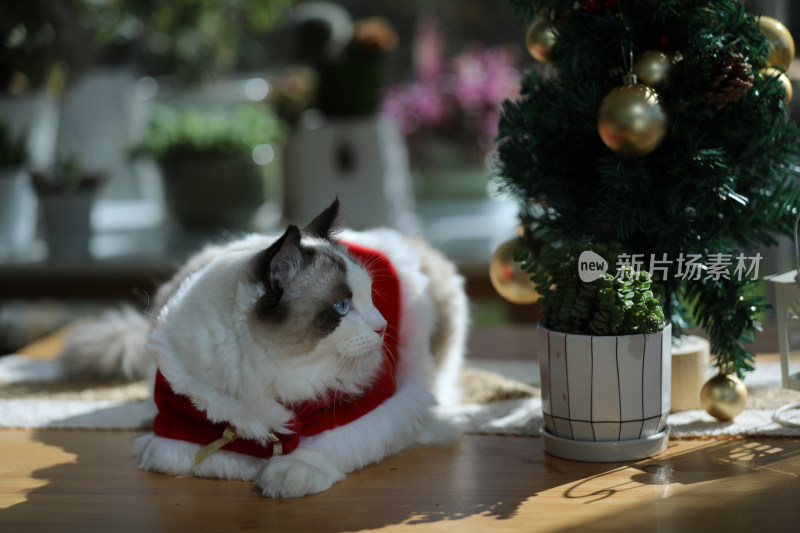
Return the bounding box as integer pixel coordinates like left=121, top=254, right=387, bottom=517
left=2, top=355, right=800, bottom=436
left=0, top=380, right=150, bottom=402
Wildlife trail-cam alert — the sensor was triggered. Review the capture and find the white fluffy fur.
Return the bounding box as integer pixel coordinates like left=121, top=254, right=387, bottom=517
left=59, top=226, right=467, bottom=498
left=58, top=307, right=154, bottom=381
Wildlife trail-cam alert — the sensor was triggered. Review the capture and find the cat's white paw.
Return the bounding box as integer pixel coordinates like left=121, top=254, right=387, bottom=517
left=255, top=448, right=345, bottom=498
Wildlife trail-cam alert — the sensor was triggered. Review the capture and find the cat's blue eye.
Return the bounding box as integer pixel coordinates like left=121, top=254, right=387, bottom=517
left=333, top=298, right=351, bottom=316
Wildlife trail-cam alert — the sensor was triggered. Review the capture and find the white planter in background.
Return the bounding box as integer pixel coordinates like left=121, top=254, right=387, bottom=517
left=538, top=322, right=672, bottom=462
left=0, top=91, right=58, bottom=261
left=283, top=114, right=418, bottom=231
left=58, top=67, right=147, bottom=200
left=0, top=167, right=37, bottom=260
left=39, top=192, right=95, bottom=259
left=0, top=91, right=59, bottom=169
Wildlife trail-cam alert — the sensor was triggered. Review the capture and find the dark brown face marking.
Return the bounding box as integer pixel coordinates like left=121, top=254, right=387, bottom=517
left=248, top=199, right=361, bottom=353
left=317, top=247, right=347, bottom=275
left=250, top=228, right=354, bottom=352
left=251, top=225, right=314, bottom=324
left=306, top=249, right=350, bottom=340
left=314, top=283, right=352, bottom=338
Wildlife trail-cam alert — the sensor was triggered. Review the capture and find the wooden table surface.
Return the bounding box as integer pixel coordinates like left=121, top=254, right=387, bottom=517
left=2, top=430, right=799, bottom=532
left=2, top=328, right=800, bottom=532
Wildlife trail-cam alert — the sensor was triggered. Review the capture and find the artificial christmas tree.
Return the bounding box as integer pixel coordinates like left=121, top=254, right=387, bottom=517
left=496, top=1, right=800, bottom=389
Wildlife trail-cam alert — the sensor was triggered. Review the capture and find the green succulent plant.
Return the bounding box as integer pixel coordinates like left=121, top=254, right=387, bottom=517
left=516, top=241, right=666, bottom=336
left=134, top=105, right=285, bottom=163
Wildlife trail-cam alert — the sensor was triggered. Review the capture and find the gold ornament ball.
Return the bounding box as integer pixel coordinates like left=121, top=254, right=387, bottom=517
left=700, top=374, right=748, bottom=421
left=526, top=18, right=557, bottom=63
left=489, top=239, right=540, bottom=305
left=759, top=15, right=795, bottom=70
left=761, top=67, right=793, bottom=104
left=634, top=50, right=672, bottom=87
left=597, top=84, right=668, bottom=157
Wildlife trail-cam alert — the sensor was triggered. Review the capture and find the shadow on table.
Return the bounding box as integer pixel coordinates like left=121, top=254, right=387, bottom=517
left=554, top=438, right=800, bottom=532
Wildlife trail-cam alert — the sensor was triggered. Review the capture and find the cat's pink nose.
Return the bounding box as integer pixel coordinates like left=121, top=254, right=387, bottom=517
left=374, top=315, right=388, bottom=337
left=371, top=313, right=387, bottom=337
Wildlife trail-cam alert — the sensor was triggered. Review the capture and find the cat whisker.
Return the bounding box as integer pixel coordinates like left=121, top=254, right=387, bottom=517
left=382, top=331, right=400, bottom=345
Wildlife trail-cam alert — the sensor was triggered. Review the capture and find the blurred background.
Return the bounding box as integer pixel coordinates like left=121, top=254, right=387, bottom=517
left=0, top=0, right=797, bottom=353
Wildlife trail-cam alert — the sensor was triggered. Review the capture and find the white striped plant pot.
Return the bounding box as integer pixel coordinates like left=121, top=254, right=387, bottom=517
left=538, top=322, right=672, bottom=462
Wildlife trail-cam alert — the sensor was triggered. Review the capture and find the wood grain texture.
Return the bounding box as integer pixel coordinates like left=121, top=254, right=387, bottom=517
left=1, top=430, right=799, bottom=532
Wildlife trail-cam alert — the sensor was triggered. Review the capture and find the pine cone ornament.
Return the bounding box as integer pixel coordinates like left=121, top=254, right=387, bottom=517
left=701, top=53, right=755, bottom=108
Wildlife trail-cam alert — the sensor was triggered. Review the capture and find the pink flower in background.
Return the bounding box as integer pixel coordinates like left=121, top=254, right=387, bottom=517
left=382, top=16, right=521, bottom=158
left=414, top=15, right=445, bottom=86
left=452, top=46, right=521, bottom=111
left=382, top=82, right=448, bottom=134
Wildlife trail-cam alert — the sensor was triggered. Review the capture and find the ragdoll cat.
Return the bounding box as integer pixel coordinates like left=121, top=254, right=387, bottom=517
left=59, top=199, right=468, bottom=498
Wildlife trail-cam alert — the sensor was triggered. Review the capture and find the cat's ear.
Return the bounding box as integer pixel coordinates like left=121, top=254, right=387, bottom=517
left=253, top=225, right=304, bottom=296
left=302, top=198, right=340, bottom=240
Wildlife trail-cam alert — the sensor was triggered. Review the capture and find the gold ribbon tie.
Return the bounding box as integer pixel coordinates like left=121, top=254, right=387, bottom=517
left=194, top=425, right=238, bottom=466
left=194, top=426, right=283, bottom=466
left=269, top=431, right=283, bottom=456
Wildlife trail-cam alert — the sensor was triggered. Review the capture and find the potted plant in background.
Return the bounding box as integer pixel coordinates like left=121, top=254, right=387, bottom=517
left=516, top=241, right=670, bottom=462
left=279, top=2, right=416, bottom=230
left=133, top=104, right=285, bottom=231
left=0, top=123, right=38, bottom=260
left=31, top=154, right=106, bottom=259
left=382, top=15, right=522, bottom=200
